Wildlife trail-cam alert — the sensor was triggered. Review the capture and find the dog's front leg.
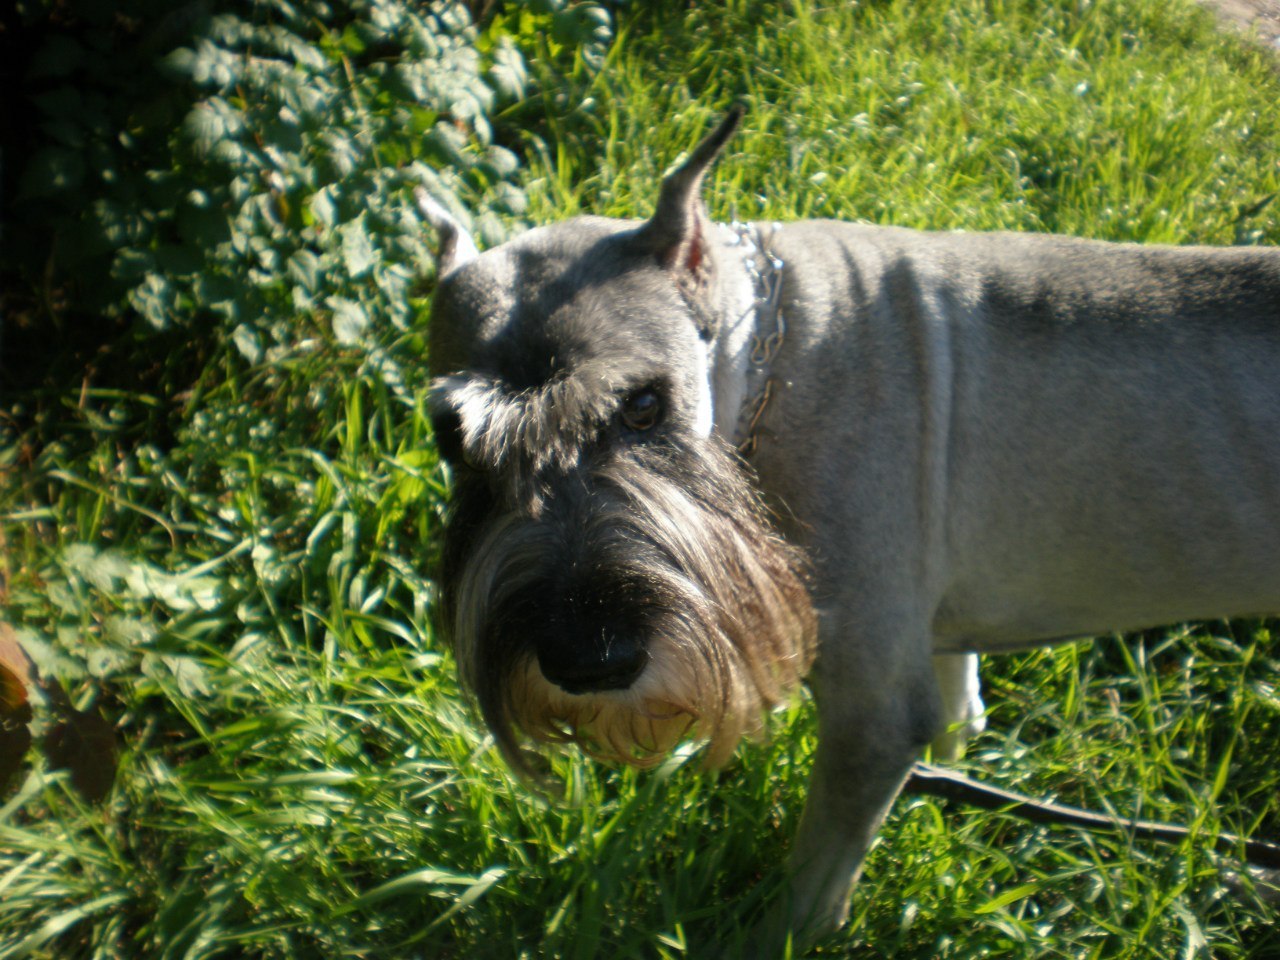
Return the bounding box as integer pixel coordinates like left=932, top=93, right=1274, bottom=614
left=763, top=616, right=943, bottom=949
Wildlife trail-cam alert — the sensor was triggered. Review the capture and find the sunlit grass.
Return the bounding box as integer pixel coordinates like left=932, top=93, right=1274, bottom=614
left=3, top=0, right=1280, bottom=957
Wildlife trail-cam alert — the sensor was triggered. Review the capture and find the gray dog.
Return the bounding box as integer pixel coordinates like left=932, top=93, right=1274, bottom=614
left=420, top=106, right=1280, bottom=946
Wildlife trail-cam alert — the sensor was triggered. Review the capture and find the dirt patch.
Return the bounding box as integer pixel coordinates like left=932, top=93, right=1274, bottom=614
left=1198, top=0, right=1280, bottom=52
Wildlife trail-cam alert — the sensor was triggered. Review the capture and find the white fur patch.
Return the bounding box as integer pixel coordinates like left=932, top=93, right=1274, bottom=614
left=692, top=338, right=714, bottom=438
left=931, top=653, right=987, bottom=760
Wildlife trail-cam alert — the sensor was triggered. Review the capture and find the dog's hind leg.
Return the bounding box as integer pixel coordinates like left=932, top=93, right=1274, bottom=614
left=930, top=652, right=986, bottom=761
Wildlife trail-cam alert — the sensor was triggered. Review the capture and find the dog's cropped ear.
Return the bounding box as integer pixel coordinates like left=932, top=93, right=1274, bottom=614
left=415, top=187, right=480, bottom=278
left=632, top=105, right=744, bottom=277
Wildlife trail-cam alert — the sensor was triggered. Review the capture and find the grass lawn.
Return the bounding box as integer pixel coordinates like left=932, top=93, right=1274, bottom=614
left=3, top=0, right=1280, bottom=957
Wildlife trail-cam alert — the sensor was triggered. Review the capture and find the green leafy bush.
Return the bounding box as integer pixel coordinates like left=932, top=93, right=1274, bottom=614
left=7, top=1, right=533, bottom=355
left=1, top=0, right=620, bottom=729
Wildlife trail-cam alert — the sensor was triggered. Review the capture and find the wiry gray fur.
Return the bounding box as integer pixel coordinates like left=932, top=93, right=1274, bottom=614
left=428, top=115, right=816, bottom=777
left=423, top=111, right=1280, bottom=951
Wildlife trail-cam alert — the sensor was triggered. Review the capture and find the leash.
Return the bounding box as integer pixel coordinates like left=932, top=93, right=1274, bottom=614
left=906, top=761, right=1280, bottom=870
left=726, top=221, right=786, bottom=458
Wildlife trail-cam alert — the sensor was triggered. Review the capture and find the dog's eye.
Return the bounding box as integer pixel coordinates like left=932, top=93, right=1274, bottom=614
left=620, top=388, right=663, bottom=433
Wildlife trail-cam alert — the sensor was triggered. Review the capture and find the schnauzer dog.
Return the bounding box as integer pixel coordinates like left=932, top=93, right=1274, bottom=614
left=420, top=106, right=1280, bottom=945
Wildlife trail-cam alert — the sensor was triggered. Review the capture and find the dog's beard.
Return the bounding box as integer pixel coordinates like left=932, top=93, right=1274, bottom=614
left=440, top=436, right=817, bottom=773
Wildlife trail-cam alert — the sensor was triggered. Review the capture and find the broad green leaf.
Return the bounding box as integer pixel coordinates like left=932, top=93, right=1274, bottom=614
left=182, top=103, right=226, bottom=157
left=287, top=249, right=323, bottom=291
left=232, top=324, right=263, bottom=363
left=18, top=146, right=85, bottom=198
left=340, top=214, right=377, bottom=278
left=488, top=37, right=527, bottom=102
left=311, top=188, right=338, bottom=229
left=328, top=296, right=369, bottom=344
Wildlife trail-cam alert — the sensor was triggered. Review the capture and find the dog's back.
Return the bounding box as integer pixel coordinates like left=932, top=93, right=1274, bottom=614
left=763, top=222, right=1280, bottom=648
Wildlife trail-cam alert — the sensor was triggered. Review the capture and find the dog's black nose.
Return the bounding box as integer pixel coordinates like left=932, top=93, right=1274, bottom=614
left=537, top=634, right=649, bottom=694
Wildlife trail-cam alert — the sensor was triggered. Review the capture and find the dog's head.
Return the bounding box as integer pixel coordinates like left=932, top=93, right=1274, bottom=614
left=423, top=109, right=816, bottom=772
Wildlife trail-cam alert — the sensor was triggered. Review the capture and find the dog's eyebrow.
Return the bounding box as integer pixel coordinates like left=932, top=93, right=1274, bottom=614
left=431, top=365, right=643, bottom=475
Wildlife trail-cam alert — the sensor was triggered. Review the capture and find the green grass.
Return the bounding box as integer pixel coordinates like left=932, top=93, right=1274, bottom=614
left=4, top=0, right=1280, bottom=957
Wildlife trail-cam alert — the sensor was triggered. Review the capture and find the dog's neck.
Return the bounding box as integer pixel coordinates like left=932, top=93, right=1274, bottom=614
left=708, top=221, right=785, bottom=452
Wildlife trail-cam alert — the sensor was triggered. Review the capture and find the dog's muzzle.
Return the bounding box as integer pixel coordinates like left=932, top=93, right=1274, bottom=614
left=436, top=410, right=818, bottom=770
left=536, top=630, right=650, bottom=694
left=533, top=576, right=658, bottom=693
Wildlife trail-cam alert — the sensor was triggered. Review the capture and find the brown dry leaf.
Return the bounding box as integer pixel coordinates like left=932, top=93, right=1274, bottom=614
left=0, top=622, right=37, bottom=715
left=0, top=623, right=36, bottom=792
left=44, top=705, right=118, bottom=804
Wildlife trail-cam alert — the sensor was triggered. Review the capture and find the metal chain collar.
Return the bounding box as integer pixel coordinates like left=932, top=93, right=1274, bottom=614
left=725, top=221, right=786, bottom=458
